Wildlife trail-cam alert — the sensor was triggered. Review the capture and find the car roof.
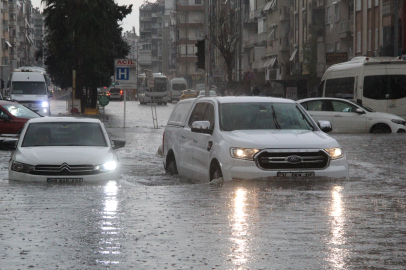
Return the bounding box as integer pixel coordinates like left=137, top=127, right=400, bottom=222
left=27, top=117, right=102, bottom=124
left=197, top=96, right=297, bottom=104
left=297, top=97, right=356, bottom=103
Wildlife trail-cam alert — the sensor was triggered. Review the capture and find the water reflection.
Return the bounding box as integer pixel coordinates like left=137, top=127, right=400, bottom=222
left=229, top=188, right=249, bottom=268
left=97, top=181, right=120, bottom=266
left=328, top=186, right=348, bottom=269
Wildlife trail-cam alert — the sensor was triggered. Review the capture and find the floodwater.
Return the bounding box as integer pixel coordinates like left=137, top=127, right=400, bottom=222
left=0, top=99, right=406, bottom=269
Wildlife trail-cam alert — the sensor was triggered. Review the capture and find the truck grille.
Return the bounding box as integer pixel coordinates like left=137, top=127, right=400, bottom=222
left=255, top=150, right=329, bottom=170
left=31, top=163, right=98, bottom=175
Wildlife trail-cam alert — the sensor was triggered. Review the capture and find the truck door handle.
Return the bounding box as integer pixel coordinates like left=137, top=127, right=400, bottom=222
left=181, top=135, right=186, bottom=139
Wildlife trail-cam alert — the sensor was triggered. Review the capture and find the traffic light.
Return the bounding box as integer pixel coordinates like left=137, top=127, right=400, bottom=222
left=195, top=39, right=205, bottom=70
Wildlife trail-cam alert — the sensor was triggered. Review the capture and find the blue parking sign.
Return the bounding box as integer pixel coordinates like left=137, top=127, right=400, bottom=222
left=116, top=67, right=129, bottom=80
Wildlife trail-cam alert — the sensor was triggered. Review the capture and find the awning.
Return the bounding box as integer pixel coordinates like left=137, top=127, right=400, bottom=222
left=263, top=58, right=272, bottom=68
left=5, top=40, right=12, bottom=47
left=263, top=57, right=277, bottom=69
left=263, top=0, right=276, bottom=11
left=267, top=28, right=275, bottom=39
left=289, top=48, right=298, bottom=61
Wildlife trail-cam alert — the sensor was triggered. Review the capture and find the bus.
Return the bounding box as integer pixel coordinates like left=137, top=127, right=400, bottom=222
left=138, top=73, right=169, bottom=105
left=319, top=56, right=406, bottom=119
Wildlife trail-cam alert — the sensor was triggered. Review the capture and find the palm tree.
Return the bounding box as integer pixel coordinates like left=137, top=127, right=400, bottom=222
left=42, top=0, right=132, bottom=110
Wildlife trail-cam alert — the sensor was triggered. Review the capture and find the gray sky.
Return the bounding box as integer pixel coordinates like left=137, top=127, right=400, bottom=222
left=31, top=0, right=144, bottom=34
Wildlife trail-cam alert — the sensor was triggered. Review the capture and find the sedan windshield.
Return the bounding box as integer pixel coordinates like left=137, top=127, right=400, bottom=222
left=11, top=82, right=47, bottom=95
left=220, top=102, right=315, bottom=131
left=22, top=122, right=107, bottom=147
left=2, top=104, right=40, bottom=119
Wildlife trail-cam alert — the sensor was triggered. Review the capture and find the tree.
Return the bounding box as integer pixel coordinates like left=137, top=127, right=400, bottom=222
left=209, top=1, right=240, bottom=83
left=42, top=0, right=132, bottom=110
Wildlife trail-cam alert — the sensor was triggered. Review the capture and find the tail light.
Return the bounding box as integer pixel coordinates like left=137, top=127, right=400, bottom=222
left=108, top=93, right=111, bottom=96
left=120, top=90, right=123, bottom=95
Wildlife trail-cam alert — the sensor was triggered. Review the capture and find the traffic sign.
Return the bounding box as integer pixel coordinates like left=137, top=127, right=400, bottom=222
left=98, top=95, right=110, bottom=106
left=114, top=59, right=137, bottom=89
left=244, top=71, right=254, bottom=80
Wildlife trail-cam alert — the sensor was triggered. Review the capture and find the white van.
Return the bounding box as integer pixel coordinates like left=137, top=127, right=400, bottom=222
left=168, top=77, right=187, bottom=102
left=319, top=56, right=406, bottom=118
left=5, top=71, right=51, bottom=116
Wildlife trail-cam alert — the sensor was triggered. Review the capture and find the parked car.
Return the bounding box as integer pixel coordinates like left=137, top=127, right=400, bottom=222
left=298, top=97, right=406, bottom=133
left=0, top=100, right=42, bottom=134
left=3, top=117, right=126, bottom=182
left=163, top=96, right=349, bottom=182
left=180, top=90, right=198, bottom=100
left=198, top=90, right=218, bottom=97
left=109, top=88, right=123, bottom=101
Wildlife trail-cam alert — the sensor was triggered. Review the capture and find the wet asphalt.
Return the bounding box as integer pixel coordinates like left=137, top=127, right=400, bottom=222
left=0, top=98, right=406, bottom=269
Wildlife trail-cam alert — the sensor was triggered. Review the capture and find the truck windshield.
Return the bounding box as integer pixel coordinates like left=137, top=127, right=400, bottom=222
left=172, top=83, right=187, bottom=90
left=154, top=78, right=168, bottom=92
left=11, top=82, right=47, bottom=95
left=220, top=102, right=315, bottom=131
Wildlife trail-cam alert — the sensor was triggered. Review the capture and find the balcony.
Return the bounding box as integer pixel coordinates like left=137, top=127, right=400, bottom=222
left=176, top=0, right=204, bottom=12
left=140, top=27, right=152, bottom=32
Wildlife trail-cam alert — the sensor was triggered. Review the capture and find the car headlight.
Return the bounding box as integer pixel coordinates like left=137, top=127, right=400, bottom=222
left=95, top=161, right=117, bottom=172
left=324, top=148, right=344, bottom=160
left=392, top=119, right=406, bottom=125
left=41, top=101, right=49, bottom=108
left=11, top=161, right=35, bottom=173
left=230, top=148, right=260, bottom=160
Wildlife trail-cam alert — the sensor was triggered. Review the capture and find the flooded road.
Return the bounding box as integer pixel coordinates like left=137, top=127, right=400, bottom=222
left=1, top=99, right=405, bottom=269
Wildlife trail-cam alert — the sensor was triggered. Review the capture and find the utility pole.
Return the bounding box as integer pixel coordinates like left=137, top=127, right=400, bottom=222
left=204, top=0, right=209, bottom=96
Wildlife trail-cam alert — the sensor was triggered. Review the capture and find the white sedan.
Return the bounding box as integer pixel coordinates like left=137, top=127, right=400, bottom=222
left=3, top=117, right=125, bottom=182
left=298, top=97, right=406, bottom=133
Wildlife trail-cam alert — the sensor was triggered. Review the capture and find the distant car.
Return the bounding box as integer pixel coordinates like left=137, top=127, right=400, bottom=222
left=3, top=117, right=126, bottom=182
left=198, top=90, right=217, bottom=97
left=298, top=97, right=406, bottom=133
left=109, top=88, right=123, bottom=101
left=0, top=100, right=42, bottom=134
left=180, top=90, right=198, bottom=100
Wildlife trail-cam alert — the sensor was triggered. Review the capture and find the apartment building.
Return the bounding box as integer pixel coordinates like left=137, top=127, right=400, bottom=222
left=139, top=1, right=164, bottom=74
left=174, top=0, right=204, bottom=88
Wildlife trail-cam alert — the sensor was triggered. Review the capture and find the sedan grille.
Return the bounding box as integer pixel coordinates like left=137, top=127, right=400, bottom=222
left=255, top=150, right=330, bottom=170
left=31, top=163, right=99, bottom=175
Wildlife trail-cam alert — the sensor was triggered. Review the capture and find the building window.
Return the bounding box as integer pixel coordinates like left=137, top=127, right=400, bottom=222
left=335, top=42, right=340, bottom=51
left=335, top=4, right=340, bottom=22
left=368, top=30, right=371, bottom=51
left=303, top=10, right=307, bottom=42
left=327, top=6, right=331, bottom=24
left=375, top=0, right=379, bottom=6
left=357, top=31, right=361, bottom=52
left=368, top=0, right=372, bottom=9
left=375, top=28, right=379, bottom=50
left=356, top=0, right=361, bottom=11
left=195, top=0, right=202, bottom=4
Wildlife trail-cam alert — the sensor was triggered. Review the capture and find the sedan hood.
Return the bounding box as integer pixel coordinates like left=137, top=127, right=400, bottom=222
left=368, top=111, right=405, bottom=121
left=15, top=146, right=116, bottom=166
left=221, top=129, right=340, bottom=149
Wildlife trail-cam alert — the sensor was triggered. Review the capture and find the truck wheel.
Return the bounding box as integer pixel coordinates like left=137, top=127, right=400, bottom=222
left=370, top=124, right=391, bottom=134
left=210, top=162, right=223, bottom=182
left=166, top=159, right=178, bottom=175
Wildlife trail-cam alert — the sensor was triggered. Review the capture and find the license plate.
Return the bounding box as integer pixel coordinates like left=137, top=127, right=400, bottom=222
left=47, top=178, right=83, bottom=183
left=277, top=172, right=315, bottom=177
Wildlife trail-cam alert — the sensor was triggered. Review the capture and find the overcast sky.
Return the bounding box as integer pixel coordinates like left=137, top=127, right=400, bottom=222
left=31, top=0, right=144, bottom=35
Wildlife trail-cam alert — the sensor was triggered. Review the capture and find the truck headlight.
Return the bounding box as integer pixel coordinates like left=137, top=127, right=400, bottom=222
left=324, top=148, right=344, bottom=159
left=11, top=161, right=35, bottom=173
left=230, top=148, right=260, bottom=160
left=392, top=119, right=406, bottom=125
left=41, top=101, right=49, bottom=108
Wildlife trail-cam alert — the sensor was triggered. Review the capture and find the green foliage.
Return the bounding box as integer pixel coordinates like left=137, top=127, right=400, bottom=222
left=42, top=0, right=132, bottom=91
left=302, top=25, right=320, bottom=88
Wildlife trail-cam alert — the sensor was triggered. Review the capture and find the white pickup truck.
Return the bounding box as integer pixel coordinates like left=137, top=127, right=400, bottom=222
left=163, top=96, right=349, bottom=182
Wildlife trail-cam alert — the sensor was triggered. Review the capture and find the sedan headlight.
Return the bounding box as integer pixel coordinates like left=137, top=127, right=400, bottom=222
left=324, top=148, right=344, bottom=160
left=95, top=161, right=117, bottom=172
left=11, top=161, right=35, bottom=173
left=41, top=101, right=49, bottom=108
left=392, top=119, right=406, bottom=125
left=230, top=148, right=260, bottom=160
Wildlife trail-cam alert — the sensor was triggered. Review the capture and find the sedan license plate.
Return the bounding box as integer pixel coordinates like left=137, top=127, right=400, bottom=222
left=47, top=178, right=83, bottom=183
left=277, top=172, right=315, bottom=177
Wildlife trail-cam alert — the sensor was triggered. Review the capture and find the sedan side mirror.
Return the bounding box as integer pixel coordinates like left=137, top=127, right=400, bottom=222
left=0, top=114, right=9, bottom=121
left=191, top=121, right=213, bottom=134
left=317, top=120, right=332, bottom=133
left=111, top=140, right=126, bottom=149
left=355, top=108, right=365, bottom=114
left=2, top=140, right=17, bottom=150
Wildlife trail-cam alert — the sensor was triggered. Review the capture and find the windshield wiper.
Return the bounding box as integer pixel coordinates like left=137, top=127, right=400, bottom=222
left=296, top=106, right=315, bottom=130
left=271, top=105, right=281, bottom=129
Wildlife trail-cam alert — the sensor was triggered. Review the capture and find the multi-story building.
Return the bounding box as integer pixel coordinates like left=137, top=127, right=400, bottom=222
left=138, top=0, right=164, bottom=74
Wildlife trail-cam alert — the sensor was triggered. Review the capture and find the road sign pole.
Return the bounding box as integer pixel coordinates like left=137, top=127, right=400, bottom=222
left=124, top=89, right=126, bottom=128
